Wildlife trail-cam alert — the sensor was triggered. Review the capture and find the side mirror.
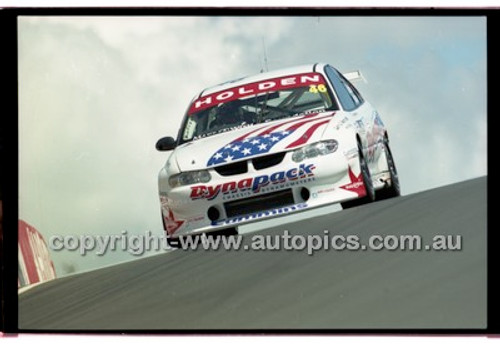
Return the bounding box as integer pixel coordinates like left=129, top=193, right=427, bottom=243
left=156, top=136, right=177, bottom=151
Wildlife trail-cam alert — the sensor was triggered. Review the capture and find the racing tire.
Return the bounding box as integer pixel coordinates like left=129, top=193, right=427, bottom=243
left=376, top=138, right=401, bottom=200
left=341, top=141, right=375, bottom=209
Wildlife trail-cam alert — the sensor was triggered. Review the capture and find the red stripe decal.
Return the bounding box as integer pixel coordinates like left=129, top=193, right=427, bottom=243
left=232, top=111, right=334, bottom=143
left=257, top=113, right=319, bottom=136
left=285, top=119, right=331, bottom=149
left=285, top=112, right=335, bottom=132
left=232, top=125, right=269, bottom=142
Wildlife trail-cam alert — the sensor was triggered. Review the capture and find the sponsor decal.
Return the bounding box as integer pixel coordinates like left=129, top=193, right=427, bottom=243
left=206, top=112, right=335, bottom=166
left=343, top=181, right=364, bottom=191
left=339, top=166, right=366, bottom=197
left=221, top=177, right=315, bottom=201
left=187, top=216, right=204, bottom=223
left=191, top=163, right=316, bottom=201
left=211, top=203, right=309, bottom=226
left=312, top=186, right=336, bottom=198
left=189, top=73, right=326, bottom=114
left=354, top=119, right=365, bottom=131
left=317, top=187, right=336, bottom=195
left=160, top=196, right=185, bottom=234
left=183, top=119, right=197, bottom=140
left=335, top=116, right=350, bottom=130
left=373, top=111, right=384, bottom=127
left=193, top=122, right=255, bottom=140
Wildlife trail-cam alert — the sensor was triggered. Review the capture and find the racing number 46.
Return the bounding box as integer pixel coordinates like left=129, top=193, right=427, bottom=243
left=309, top=84, right=327, bottom=93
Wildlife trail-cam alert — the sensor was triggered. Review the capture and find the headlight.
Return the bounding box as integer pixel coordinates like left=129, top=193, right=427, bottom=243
left=169, top=170, right=211, bottom=188
left=291, top=140, right=338, bottom=163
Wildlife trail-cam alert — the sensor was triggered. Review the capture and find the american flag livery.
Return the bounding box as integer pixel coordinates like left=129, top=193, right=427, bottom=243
left=207, top=112, right=336, bottom=167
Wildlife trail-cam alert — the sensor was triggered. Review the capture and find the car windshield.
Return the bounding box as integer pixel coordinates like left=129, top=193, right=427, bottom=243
left=180, top=72, right=338, bottom=143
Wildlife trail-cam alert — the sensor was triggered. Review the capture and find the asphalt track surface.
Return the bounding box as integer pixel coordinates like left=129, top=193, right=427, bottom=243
left=19, top=177, right=487, bottom=330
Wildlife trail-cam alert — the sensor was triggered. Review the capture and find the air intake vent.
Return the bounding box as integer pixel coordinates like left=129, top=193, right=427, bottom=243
left=252, top=152, right=286, bottom=170
left=224, top=189, right=294, bottom=218
left=214, top=160, right=248, bottom=176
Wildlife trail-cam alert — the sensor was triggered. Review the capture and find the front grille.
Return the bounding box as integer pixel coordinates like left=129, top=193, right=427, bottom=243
left=252, top=152, right=286, bottom=170
left=224, top=189, right=295, bottom=218
left=215, top=160, right=248, bottom=176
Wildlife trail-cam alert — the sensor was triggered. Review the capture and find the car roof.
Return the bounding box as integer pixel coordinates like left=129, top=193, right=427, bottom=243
left=198, top=63, right=328, bottom=98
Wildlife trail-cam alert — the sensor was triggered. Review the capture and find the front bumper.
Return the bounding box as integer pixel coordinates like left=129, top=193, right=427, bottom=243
left=160, top=149, right=364, bottom=238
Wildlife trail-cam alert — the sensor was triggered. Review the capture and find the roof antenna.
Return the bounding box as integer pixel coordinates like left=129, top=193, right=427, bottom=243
left=260, top=38, right=268, bottom=73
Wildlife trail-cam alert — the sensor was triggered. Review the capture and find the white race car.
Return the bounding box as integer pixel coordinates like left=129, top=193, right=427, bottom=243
left=156, top=63, right=400, bottom=245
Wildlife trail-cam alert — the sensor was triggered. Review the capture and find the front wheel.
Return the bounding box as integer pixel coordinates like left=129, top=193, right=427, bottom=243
left=376, top=139, right=400, bottom=200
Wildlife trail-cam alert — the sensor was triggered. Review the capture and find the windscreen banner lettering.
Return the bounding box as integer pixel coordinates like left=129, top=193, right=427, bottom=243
left=189, top=73, right=326, bottom=114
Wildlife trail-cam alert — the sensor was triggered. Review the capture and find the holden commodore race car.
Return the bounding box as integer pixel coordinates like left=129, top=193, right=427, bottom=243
left=156, top=63, right=400, bottom=245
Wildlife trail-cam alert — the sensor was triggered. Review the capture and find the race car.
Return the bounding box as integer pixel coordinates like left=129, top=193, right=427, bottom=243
left=156, top=63, right=400, bottom=245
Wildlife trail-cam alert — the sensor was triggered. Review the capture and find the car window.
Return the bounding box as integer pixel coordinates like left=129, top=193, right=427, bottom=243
left=340, top=72, right=364, bottom=106
left=179, top=72, right=339, bottom=143
left=325, top=66, right=363, bottom=111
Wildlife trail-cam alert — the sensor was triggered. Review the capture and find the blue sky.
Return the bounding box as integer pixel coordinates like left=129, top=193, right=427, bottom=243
left=18, top=16, right=486, bottom=275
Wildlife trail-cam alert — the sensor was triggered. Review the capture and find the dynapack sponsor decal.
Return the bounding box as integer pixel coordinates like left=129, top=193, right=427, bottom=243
left=189, top=73, right=326, bottom=114
left=191, top=163, right=316, bottom=200
left=211, top=203, right=308, bottom=226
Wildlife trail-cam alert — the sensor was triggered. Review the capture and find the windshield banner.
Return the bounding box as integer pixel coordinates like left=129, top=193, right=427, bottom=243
left=188, top=73, right=327, bottom=114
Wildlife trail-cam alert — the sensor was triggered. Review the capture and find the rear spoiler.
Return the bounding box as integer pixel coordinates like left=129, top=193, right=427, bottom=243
left=342, top=70, right=367, bottom=83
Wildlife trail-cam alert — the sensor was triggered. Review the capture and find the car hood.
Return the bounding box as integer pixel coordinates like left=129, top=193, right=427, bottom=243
left=174, top=111, right=339, bottom=171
